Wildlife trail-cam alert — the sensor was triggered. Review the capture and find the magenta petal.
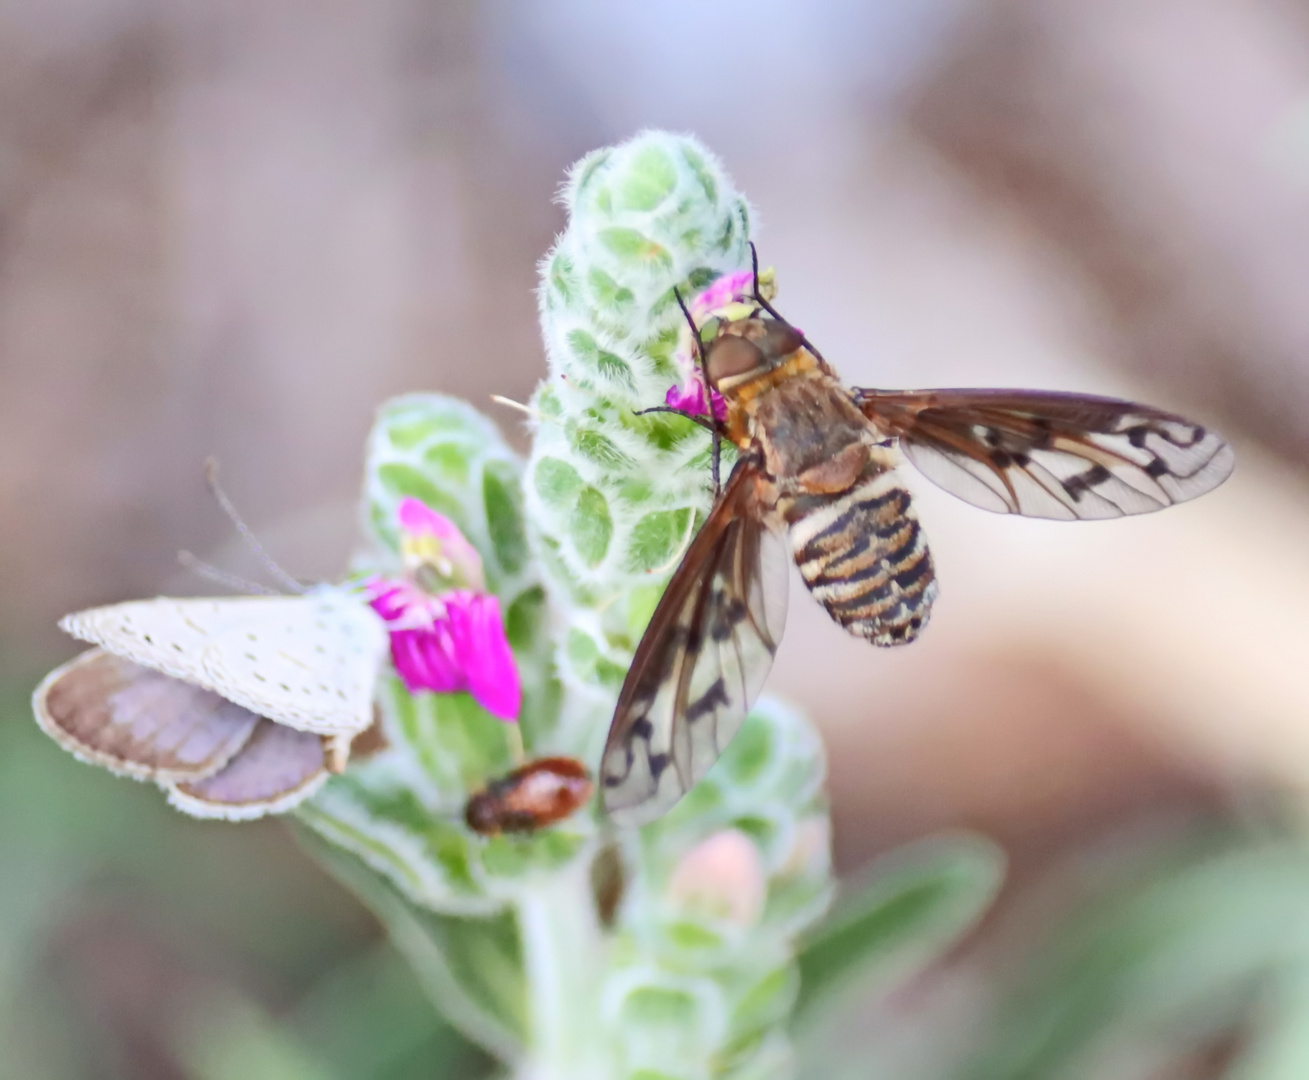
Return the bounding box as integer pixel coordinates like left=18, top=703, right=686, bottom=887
left=391, top=626, right=462, bottom=694
left=425, top=621, right=463, bottom=691
left=421, top=623, right=463, bottom=692
left=693, top=270, right=754, bottom=317
left=665, top=380, right=709, bottom=418
left=368, top=582, right=408, bottom=622
left=447, top=593, right=521, bottom=721
left=397, top=497, right=453, bottom=538
left=390, top=631, right=433, bottom=693
left=664, top=378, right=728, bottom=423
left=709, top=388, right=728, bottom=421
left=396, top=499, right=484, bottom=587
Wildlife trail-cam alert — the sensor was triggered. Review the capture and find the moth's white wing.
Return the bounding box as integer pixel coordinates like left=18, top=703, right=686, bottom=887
left=201, top=591, right=388, bottom=735
left=166, top=719, right=329, bottom=820
left=59, top=597, right=251, bottom=685
left=60, top=593, right=387, bottom=736
left=32, top=647, right=260, bottom=783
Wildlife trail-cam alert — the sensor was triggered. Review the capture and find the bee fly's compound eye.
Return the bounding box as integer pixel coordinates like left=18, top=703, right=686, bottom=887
left=758, top=321, right=805, bottom=361
left=706, top=336, right=764, bottom=385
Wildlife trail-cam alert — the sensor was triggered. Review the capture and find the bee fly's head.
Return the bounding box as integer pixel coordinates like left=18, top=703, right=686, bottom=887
left=704, top=316, right=806, bottom=390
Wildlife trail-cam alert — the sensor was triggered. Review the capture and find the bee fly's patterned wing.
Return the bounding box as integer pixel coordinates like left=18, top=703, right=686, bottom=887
left=601, top=460, right=789, bottom=827
left=854, top=388, right=1233, bottom=519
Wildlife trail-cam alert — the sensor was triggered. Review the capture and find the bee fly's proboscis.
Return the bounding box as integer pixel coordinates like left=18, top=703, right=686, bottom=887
left=601, top=247, right=1234, bottom=826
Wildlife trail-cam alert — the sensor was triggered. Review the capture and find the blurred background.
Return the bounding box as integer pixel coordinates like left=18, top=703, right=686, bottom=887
left=3, top=1, right=1309, bottom=1077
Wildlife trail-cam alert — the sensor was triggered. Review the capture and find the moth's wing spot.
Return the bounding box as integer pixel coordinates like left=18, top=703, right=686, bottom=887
left=199, top=593, right=387, bottom=734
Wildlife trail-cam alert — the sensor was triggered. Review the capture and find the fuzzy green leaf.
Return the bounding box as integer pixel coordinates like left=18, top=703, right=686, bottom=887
left=483, top=460, right=528, bottom=575
left=571, top=428, right=633, bottom=471
left=626, top=508, right=691, bottom=572
left=597, top=227, right=673, bottom=271
left=570, top=486, right=613, bottom=567
left=376, top=464, right=465, bottom=526
left=618, top=144, right=678, bottom=211
left=534, top=457, right=583, bottom=506
left=422, top=441, right=471, bottom=487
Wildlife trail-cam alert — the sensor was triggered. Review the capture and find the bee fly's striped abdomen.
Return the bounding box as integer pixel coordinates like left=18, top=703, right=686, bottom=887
left=785, top=463, right=938, bottom=646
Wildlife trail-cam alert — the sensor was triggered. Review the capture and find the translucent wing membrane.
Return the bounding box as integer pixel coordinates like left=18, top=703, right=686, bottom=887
left=854, top=388, right=1234, bottom=520
left=601, top=460, right=790, bottom=826
left=59, top=591, right=387, bottom=735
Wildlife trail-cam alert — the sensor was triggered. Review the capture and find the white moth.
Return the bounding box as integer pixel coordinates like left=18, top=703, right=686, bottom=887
left=33, top=589, right=388, bottom=820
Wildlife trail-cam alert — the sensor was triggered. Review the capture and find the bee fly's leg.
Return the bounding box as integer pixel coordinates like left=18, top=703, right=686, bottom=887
left=633, top=405, right=725, bottom=492
left=746, top=241, right=829, bottom=366
left=708, top=427, right=722, bottom=495
left=632, top=404, right=716, bottom=432
left=673, top=284, right=725, bottom=497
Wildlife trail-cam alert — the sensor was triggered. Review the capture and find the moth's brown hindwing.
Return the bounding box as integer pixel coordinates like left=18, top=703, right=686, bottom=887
left=786, top=463, right=938, bottom=646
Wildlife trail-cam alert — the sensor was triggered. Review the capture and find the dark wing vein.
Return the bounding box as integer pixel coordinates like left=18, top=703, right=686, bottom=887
left=601, top=459, right=789, bottom=826
left=854, top=387, right=1233, bottom=520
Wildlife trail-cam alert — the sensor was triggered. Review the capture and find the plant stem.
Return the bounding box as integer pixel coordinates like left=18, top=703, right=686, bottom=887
left=513, top=847, right=611, bottom=1079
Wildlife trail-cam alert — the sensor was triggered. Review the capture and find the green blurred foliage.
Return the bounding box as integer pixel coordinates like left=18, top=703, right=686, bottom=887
left=0, top=687, right=495, bottom=1080
left=945, top=829, right=1309, bottom=1080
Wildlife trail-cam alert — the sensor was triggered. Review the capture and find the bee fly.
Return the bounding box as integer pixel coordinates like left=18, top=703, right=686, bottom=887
left=601, top=246, right=1234, bottom=826
left=465, top=757, right=594, bottom=835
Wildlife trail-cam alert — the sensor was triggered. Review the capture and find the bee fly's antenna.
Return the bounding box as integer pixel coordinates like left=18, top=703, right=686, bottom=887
left=672, top=284, right=699, bottom=344
left=746, top=240, right=784, bottom=322
left=674, top=285, right=723, bottom=495
left=176, top=550, right=280, bottom=595
left=203, top=458, right=308, bottom=594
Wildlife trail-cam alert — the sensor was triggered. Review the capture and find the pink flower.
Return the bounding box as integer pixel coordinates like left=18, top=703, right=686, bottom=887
left=367, top=499, right=521, bottom=721
left=668, top=829, right=766, bottom=927
left=689, top=269, right=756, bottom=320
left=664, top=373, right=728, bottom=421
left=663, top=269, right=761, bottom=422
left=397, top=496, right=485, bottom=591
